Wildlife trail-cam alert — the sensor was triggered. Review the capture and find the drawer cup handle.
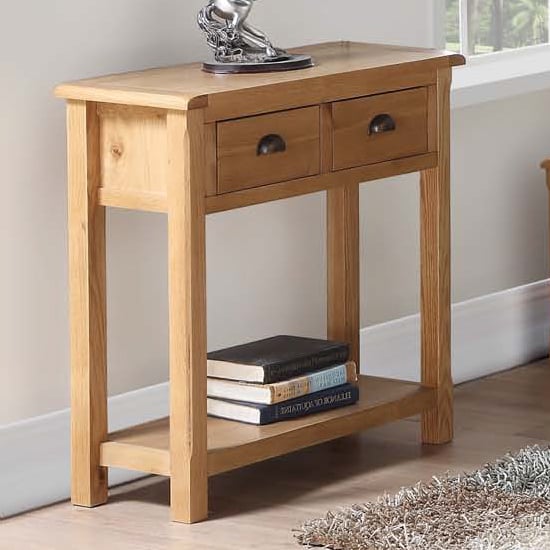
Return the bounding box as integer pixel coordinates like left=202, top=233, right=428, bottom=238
left=368, top=114, right=396, bottom=135
left=257, top=134, right=287, bottom=156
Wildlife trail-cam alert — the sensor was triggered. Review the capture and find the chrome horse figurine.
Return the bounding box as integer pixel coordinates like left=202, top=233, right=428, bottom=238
left=198, top=0, right=313, bottom=73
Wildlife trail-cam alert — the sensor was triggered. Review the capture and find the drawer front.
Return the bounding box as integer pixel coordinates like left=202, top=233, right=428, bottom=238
left=332, top=88, right=428, bottom=171
left=217, top=107, right=320, bottom=194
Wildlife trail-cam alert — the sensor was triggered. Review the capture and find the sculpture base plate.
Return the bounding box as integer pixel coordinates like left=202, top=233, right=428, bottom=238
left=202, top=54, right=314, bottom=74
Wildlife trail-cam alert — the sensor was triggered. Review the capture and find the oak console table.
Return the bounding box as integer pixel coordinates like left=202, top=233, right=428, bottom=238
left=56, top=42, right=465, bottom=523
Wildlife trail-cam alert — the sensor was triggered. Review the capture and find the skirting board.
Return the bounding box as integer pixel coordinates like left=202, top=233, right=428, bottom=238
left=0, top=384, right=169, bottom=519
left=1, top=280, right=549, bottom=518
left=362, top=279, right=550, bottom=384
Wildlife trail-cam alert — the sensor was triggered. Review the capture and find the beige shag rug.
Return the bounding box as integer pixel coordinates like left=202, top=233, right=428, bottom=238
left=295, top=445, right=550, bottom=550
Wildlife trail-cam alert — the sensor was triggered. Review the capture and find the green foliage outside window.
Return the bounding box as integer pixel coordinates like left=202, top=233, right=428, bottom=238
left=446, top=0, right=549, bottom=55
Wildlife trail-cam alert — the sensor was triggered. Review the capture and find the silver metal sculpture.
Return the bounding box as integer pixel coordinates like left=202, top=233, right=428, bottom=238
left=198, top=0, right=313, bottom=74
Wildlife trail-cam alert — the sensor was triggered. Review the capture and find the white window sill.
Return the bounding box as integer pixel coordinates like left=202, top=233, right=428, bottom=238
left=451, top=46, right=550, bottom=109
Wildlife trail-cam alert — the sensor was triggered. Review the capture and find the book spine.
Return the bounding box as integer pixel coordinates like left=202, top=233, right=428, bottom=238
left=259, top=384, right=359, bottom=425
left=271, top=362, right=357, bottom=403
left=263, top=347, right=349, bottom=383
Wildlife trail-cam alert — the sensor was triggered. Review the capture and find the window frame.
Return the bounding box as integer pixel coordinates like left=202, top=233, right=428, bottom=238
left=449, top=0, right=550, bottom=64
left=437, top=0, right=550, bottom=108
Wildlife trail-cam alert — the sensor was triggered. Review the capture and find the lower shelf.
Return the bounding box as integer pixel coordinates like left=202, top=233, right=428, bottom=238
left=100, top=376, right=436, bottom=477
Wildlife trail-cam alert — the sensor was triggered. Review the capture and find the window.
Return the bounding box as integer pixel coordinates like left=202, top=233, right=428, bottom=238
left=446, top=0, right=549, bottom=56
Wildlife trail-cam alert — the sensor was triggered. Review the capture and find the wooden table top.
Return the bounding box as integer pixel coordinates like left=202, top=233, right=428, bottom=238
left=55, top=41, right=465, bottom=115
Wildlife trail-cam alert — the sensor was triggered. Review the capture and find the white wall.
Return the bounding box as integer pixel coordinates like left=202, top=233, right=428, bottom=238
left=451, top=92, right=550, bottom=299
left=1, top=0, right=549, bottom=425
left=362, top=89, right=550, bottom=325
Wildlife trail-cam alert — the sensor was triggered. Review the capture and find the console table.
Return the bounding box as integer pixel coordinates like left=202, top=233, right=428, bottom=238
left=55, top=42, right=465, bottom=523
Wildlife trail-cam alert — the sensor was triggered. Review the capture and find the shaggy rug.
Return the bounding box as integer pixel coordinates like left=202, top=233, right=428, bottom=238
left=295, top=445, right=550, bottom=550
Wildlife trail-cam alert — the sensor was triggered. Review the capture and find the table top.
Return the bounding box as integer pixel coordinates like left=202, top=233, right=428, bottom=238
left=55, top=42, right=464, bottom=114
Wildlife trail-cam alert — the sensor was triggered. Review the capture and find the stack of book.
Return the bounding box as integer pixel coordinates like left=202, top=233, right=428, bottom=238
left=206, top=335, right=359, bottom=425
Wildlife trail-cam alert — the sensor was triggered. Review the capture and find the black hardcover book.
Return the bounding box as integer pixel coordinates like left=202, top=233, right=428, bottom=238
left=207, top=384, right=359, bottom=425
left=207, top=335, right=349, bottom=384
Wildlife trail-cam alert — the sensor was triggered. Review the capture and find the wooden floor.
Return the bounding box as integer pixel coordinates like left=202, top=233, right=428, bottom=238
left=3, top=360, right=550, bottom=550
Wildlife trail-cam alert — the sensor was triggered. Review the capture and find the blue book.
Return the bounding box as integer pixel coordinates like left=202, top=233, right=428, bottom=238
left=207, top=383, right=359, bottom=425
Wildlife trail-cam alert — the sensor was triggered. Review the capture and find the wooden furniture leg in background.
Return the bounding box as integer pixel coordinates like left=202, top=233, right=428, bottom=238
left=543, top=159, right=550, bottom=349
left=420, top=68, right=453, bottom=445
left=67, top=100, right=109, bottom=507
left=542, top=159, right=550, bottom=262
left=167, top=109, right=209, bottom=523
left=327, top=184, right=360, bottom=367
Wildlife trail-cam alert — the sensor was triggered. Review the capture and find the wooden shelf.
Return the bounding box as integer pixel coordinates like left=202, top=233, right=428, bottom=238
left=100, top=376, right=436, bottom=478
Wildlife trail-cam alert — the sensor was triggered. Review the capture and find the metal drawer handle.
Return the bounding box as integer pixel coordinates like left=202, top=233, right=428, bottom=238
left=368, top=114, right=396, bottom=135
left=257, top=134, right=287, bottom=156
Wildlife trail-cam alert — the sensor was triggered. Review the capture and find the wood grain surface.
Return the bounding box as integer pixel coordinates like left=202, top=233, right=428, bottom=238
left=420, top=68, right=453, bottom=444
left=217, top=107, right=320, bottom=193
left=100, top=376, right=435, bottom=477
left=166, top=109, right=209, bottom=523
left=67, top=100, right=108, bottom=508
left=55, top=42, right=464, bottom=119
left=332, top=87, right=428, bottom=170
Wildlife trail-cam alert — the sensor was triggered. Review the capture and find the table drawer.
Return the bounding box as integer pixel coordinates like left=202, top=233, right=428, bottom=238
left=217, top=107, right=320, bottom=194
left=332, top=88, right=428, bottom=171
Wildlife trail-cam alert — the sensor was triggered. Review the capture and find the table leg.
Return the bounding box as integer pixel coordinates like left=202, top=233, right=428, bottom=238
left=420, top=68, right=453, bottom=444
left=327, top=184, right=360, bottom=367
left=167, top=109, right=209, bottom=523
left=67, top=100, right=109, bottom=507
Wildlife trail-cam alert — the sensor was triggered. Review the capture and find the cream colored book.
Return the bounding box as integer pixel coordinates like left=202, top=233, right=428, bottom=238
left=207, top=361, right=357, bottom=405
